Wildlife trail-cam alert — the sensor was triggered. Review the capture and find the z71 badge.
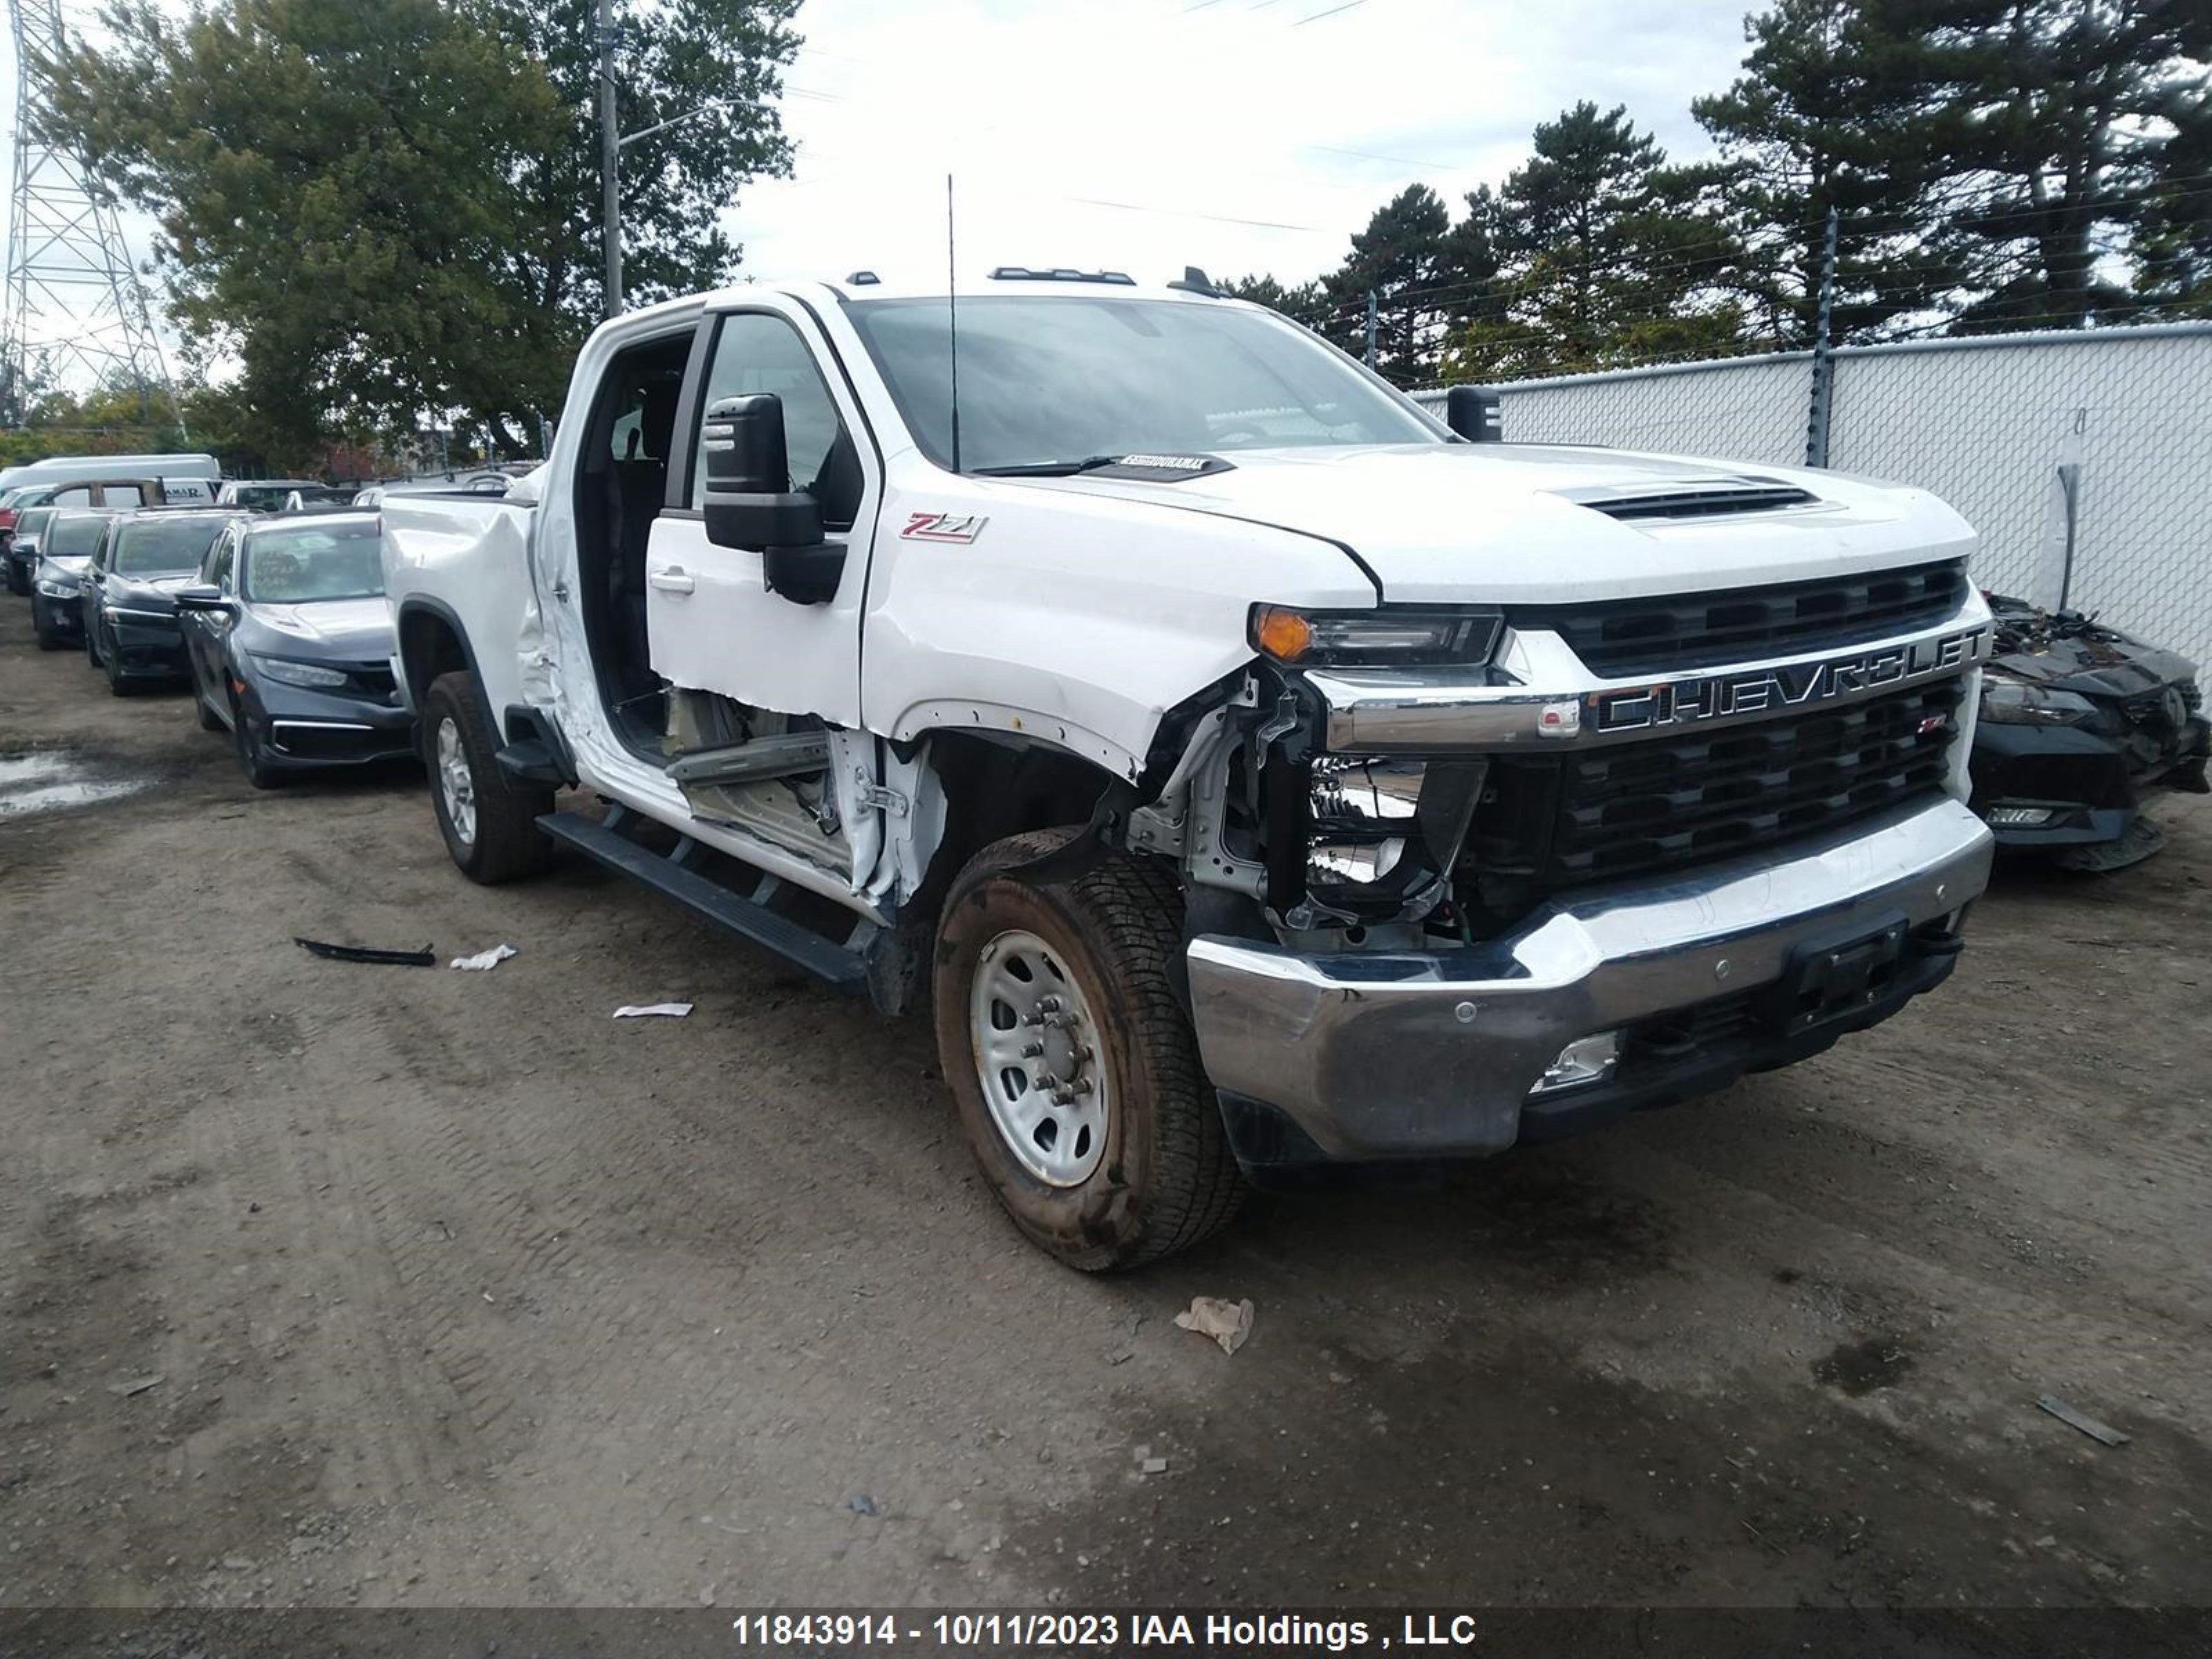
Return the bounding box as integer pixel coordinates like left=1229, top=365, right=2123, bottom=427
left=901, top=512, right=988, bottom=544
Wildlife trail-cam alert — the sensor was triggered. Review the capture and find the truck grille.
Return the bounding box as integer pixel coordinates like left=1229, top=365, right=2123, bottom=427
left=1515, top=561, right=1969, bottom=679
left=1550, top=679, right=1966, bottom=885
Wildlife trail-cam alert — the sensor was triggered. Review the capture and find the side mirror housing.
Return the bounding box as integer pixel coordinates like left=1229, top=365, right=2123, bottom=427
left=700, top=393, right=845, bottom=605
left=702, top=393, right=826, bottom=550
left=1445, top=386, right=1503, bottom=443
left=173, top=585, right=229, bottom=612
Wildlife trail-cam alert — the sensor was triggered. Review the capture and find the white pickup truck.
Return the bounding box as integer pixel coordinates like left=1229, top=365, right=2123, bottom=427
left=381, top=268, right=1995, bottom=1270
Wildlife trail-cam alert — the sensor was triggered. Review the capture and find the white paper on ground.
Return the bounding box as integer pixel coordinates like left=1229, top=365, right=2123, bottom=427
left=1173, top=1295, right=1255, bottom=1356
left=613, top=1002, right=694, bottom=1018
left=451, top=944, right=518, bottom=971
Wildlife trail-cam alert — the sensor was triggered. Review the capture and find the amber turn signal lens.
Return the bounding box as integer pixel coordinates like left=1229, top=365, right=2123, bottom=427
left=1252, top=606, right=1315, bottom=662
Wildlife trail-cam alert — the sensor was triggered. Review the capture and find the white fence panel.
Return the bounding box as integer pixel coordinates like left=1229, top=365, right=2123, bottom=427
left=1413, top=324, right=2212, bottom=671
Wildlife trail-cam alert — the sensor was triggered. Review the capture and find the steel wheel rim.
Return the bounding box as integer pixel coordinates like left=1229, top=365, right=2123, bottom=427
left=968, top=928, right=1109, bottom=1187
left=436, top=716, right=477, bottom=845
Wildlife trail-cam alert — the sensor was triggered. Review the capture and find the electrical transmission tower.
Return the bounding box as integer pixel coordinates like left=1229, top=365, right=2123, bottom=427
left=2, top=0, right=177, bottom=427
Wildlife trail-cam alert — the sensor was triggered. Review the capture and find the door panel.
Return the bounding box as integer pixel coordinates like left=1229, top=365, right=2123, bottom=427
left=644, top=303, right=874, bottom=729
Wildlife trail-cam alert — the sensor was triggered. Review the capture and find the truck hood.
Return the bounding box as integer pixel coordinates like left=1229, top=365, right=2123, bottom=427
left=1029, top=444, right=1978, bottom=604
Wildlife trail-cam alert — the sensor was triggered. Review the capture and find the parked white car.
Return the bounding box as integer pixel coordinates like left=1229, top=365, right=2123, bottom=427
left=382, top=270, right=1995, bottom=1268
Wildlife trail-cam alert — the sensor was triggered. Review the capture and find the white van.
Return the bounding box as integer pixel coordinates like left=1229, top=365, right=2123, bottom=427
left=0, top=453, right=219, bottom=500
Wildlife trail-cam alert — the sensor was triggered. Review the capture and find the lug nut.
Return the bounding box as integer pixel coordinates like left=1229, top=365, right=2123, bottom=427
left=1021, top=1041, right=1043, bottom=1058
left=1038, top=995, right=1062, bottom=1014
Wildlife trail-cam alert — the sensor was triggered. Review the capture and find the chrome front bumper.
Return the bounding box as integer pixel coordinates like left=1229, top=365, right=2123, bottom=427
left=1187, top=794, right=1994, bottom=1161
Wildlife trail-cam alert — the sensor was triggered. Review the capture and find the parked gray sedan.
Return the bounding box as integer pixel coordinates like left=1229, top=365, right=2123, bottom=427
left=174, top=512, right=415, bottom=787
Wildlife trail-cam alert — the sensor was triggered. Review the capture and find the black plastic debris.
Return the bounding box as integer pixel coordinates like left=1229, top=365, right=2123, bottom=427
left=294, top=937, right=436, bottom=967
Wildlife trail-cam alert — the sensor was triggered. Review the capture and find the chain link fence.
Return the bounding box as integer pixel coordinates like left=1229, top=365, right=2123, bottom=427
left=1413, top=322, right=2212, bottom=671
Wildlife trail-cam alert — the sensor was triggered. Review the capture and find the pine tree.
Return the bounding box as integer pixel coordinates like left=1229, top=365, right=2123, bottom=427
left=1315, top=185, right=1463, bottom=385
left=1891, top=0, right=2212, bottom=330
left=1444, top=102, right=1742, bottom=379
left=1694, top=0, right=1968, bottom=344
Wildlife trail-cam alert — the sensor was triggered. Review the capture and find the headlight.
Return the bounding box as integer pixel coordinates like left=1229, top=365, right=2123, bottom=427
left=252, top=655, right=349, bottom=688
left=1252, top=604, right=1501, bottom=667
left=37, top=579, right=77, bottom=598
left=1289, top=755, right=1485, bottom=923
left=1980, top=674, right=2094, bottom=726
left=1307, top=756, right=1423, bottom=886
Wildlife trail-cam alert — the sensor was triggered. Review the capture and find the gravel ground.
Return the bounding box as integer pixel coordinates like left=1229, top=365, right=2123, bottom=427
left=3, top=594, right=2209, bottom=1638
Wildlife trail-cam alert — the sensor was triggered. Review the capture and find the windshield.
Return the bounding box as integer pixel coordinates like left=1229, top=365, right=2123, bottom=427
left=15, top=507, right=55, bottom=541
left=115, top=516, right=229, bottom=575
left=241, top=520, right=384, bottom=602
left=44, top=514, right=111, bottom=559
left=845, top=296, right=1440, bottom=472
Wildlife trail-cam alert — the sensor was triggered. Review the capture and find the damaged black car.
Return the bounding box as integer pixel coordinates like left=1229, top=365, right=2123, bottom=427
left=1970, top=595, right=2209, bottom=870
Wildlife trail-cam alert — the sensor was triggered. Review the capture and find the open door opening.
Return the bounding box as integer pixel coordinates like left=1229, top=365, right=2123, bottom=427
left=572, top=328, right=692, bottom=758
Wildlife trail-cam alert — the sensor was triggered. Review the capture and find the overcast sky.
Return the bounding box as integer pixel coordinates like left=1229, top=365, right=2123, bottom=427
left=1, top=0, right=1765, bottom=365
left=735, top=0, right=1761, bottom=288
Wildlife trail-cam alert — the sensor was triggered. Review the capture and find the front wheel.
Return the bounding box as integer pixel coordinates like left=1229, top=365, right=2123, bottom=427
left=31, top=595, right=65, bottom=650
left=422, top=671, right=554, bottom=883
left=932, top=832, right=1246, bottom=1271
left=234, top=699, right=284, bottom=789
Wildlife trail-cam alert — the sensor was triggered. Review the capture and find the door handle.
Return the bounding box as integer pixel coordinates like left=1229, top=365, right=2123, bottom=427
left=648, top=568, right=695, bottom=594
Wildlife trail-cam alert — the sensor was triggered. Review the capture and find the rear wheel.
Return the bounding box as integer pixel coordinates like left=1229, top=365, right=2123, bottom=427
left=423, top=671, right=554, bottom=883
left=932, top=831, right=1245, bottom=1271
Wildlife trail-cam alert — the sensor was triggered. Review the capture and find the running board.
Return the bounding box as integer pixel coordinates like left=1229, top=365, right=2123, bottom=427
left=536, top=809, right=868, bottom=989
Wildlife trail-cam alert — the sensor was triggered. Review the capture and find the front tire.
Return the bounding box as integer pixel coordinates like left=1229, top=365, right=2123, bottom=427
left=932, top=831, right=1245, bottom=1271
left=423, top=671, right=554, bottom=883
left=234, top=698, right=284, bottom=789
left=31, top=595, right=64, bottom=650
left=104, top=637, right=134, bottom=696
left=195, top=681, right=224, bottom=732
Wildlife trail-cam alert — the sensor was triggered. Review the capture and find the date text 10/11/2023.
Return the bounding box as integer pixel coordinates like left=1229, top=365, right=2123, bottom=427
left=726, top=1612, right=1485, bottom=1649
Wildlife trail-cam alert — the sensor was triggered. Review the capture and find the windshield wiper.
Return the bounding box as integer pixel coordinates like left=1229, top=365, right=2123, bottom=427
left=968, top=455, right=1125, bottom=478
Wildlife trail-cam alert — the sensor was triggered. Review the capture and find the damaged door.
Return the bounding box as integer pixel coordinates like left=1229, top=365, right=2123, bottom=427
left=644, top=300, right=879, bottom=879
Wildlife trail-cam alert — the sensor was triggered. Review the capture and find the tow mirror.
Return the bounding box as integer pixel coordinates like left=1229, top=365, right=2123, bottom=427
left=172, top=585, right=229, bottom=612
left=1445, top=386, right=1503, bottom=443
left=700, top=393, right=845, bottom=605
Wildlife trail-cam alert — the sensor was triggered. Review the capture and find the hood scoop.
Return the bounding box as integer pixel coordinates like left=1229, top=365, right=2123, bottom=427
left=1559, top=476, right=1820, bottom=522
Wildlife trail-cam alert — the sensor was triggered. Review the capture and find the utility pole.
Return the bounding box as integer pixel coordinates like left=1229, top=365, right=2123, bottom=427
left=1362, top=289, right=1378, bottom=369
left=597, top=0, right=621, bottom=319
left=1803, top=204, right=1839, bottom=467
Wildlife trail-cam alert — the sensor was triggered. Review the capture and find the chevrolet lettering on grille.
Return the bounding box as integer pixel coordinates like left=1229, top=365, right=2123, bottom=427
left=1588, top=625, right=1990, bottom=735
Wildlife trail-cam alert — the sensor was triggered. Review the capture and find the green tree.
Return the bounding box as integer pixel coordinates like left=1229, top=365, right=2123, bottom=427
left=2130, top=84, right=2212, bottom=314
left=46, top=0, right=798, bottom=461
left=1694, top=0, right=1969, bottom=344
left=1316, top=184, right=1477, bottom=386
left=1892, top=0, right=2211, bottom=330
left=1444, top=103, right=1744, bottom=379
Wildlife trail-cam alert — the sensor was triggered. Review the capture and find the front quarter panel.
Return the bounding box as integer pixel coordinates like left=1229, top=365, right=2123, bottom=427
left=860, top=470, right=1374, bottom=777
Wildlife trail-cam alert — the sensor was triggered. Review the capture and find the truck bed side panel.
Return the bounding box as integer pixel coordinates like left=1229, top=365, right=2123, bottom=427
left=379, top=496, right=543, bottom=718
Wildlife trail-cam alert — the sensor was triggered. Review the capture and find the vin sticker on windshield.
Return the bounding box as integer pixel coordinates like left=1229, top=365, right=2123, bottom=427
left=902, top=512, right=988, bottom=544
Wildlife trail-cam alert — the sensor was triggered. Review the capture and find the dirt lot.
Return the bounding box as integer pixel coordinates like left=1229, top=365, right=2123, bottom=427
left=3, top=592, right=2209, bottom=1634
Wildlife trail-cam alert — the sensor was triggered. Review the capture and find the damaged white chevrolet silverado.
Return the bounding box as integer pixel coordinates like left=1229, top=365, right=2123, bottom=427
left=382, top=268, right=1996, bottom=1269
